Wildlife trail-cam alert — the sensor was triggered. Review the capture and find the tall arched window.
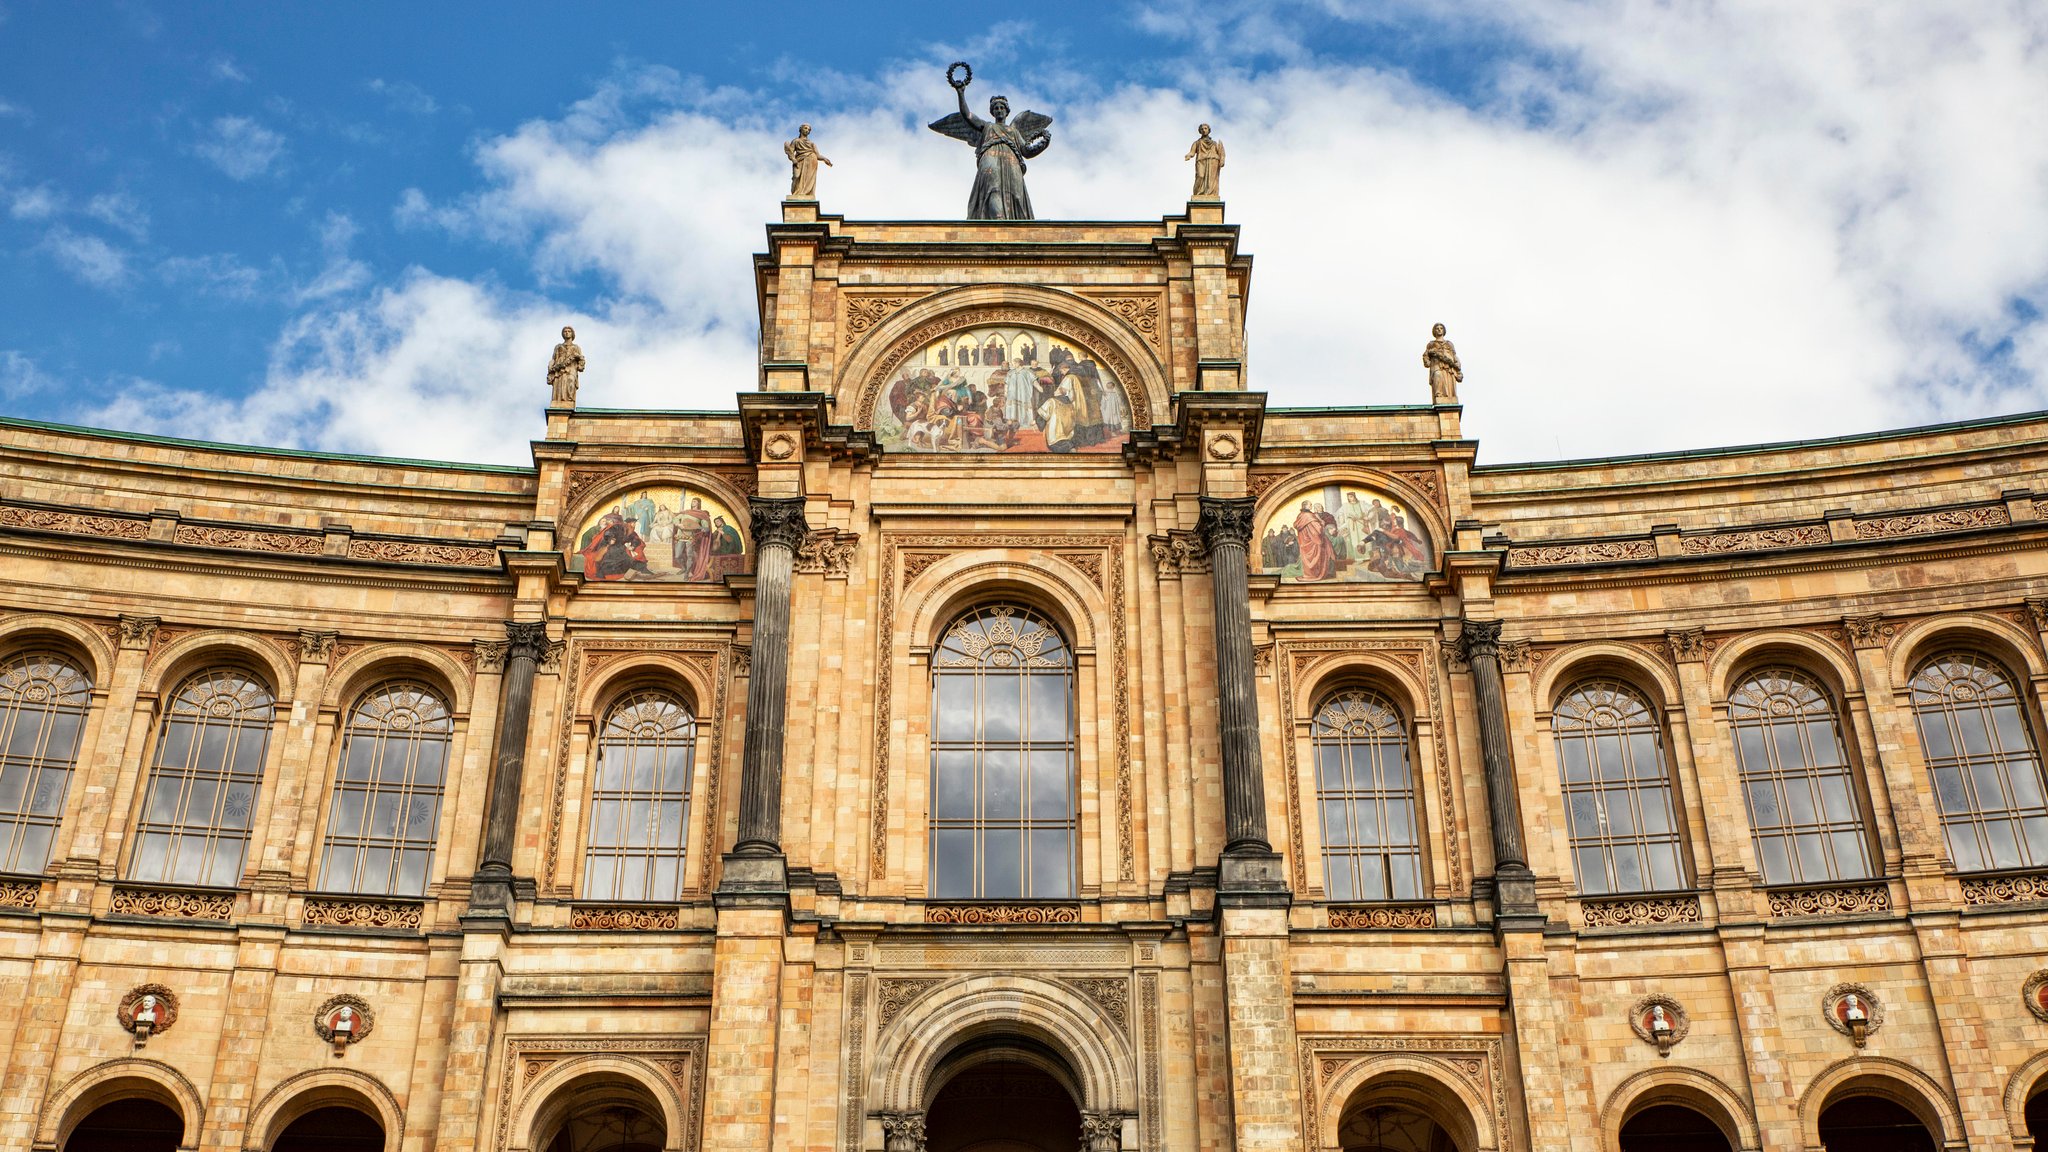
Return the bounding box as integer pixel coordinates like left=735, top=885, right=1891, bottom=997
left=1729, top=668, right=1872, bottom=885
left=1910, top=652, right=2048, bottom=873
left=132, top=667, right=274, bottom=887
left=1313, top=688, right=1423, bottom=901
left=317, top=680, right=451, bottom=897
left=929, top=605, right=1075, bottom=900
left=584, top=689, right=696, bottom=902
left=1552, top=680, right=1685, bottom=895
left=0, top=652, right=92, bottom=874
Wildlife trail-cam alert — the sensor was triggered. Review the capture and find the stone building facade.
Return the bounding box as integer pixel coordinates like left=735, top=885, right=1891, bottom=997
left=1, top=199, right=2046, bottom=1152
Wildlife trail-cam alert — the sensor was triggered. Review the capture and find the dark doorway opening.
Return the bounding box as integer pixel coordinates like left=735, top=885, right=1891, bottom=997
left=65, top=1097, right=181, bottom=1152
left=1817, top=1094, right=1937, bottom=1152
left=2027, top=1086, right=2048, bottom=1151
left=926, top=1056, right=1084, bottom=1152
left=1618, top=1103, right=1731, bottom=1152
left=1336, top=1102, right=1459, bottom=1152
left=275, top=1104, right=386, bottom=1152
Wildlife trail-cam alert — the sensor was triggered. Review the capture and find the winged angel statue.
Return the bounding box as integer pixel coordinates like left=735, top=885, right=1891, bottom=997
left=928, top=62, right=1052, bottom=220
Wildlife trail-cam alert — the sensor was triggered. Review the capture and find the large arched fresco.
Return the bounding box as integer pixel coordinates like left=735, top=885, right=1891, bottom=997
left=1259, top=483, right=1431, bottom=583
left=569, top=484, right=747, bottom=583
left=870, top=322, right=1134, bottom=454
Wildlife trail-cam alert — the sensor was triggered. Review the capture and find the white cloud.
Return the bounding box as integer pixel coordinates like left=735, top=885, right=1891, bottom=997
left=9, top=184, right=59, bottom=220
left=0, top=350, right=53, bottom=400
left=194, top=115, right=285, bottom=180
left=42, top=227, right=129, bottom=289
left=367, top=78, right=437, bottom=116
left=210, top=56, right=249, bottom=84
left=85, top=192, right=148, bottom=239
left=158, top=252, right=264, bottom=300
left=97, top=4, right=2048, bottom=464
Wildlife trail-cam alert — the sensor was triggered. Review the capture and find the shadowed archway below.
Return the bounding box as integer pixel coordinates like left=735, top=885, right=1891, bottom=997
left=273, top=1105, right=385, bottom=1152
left=925, top=1038, right=1085, bottom=1152
left=62, top=1097, right=181, bottom=1152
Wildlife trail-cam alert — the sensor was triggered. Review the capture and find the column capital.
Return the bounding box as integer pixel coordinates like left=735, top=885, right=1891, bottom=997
left=115, top=614, right=160, bottom=651
left=504, top=620, right=550, bottom=662
left=1081, top=1111, right=1131, bottom=1151
left=1197, top=495, right=1257, bottom=553
left=749, top=496, right=811, bottom=553
left=1457, top=617, right=1503, bottom=660
left=880, top=1110, right=927, bottom=1152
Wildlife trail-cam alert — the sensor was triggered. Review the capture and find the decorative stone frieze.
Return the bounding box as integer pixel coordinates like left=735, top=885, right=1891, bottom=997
left=1679, top=524, right=1830, bottom=553
left=314, top=994, right=374, bottom=1056
left=923, top=903, right=1081, bottom=925
left=1961, top=871, right=2048, bottom=905
left=1327, top=903, right=1437, bottom=929
left=569, top=904, right=682, bottom=930
left=1854, top=505, right=2009, bottom=538
left=1581, top=893, right=1703, bottom=928
left=110, top=885, right=233, bottom=921
left=0, top=502, right=149, bottom=539
left=174, top=522, right=323, bottom=554
left=1060, top=977, right=1131, bottom=1029
left=302, top=897, right=424, bottom=930
left=1767, top=883, right=1891, bottom=918
left=1083, top=292, right=1164, bottom=349
left=346, top=538, right=500, bottom=567
left=794, top=529, right=860, bottom=577
left=876, top=978, right=944, bottom=1028
left=842, top=294, right=920, bottom=347
left=1507, top=539, right=1656, bottom=567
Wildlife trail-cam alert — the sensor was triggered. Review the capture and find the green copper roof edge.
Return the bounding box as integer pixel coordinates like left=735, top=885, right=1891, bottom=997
left=1267, top=404, right=1439, bottom=415
left=1474, top=408, right=2048, bottom=473
left=572, top=408, right=744, bottom=418
left=0, top=415, right=536, bottom=474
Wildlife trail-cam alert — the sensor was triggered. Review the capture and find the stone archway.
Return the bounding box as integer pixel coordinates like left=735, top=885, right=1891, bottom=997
left=922, top=1037, right=1088, bottom=1152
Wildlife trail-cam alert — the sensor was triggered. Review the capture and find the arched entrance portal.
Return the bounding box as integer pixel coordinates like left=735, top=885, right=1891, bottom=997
left=1336, top=1103, right=1458, bottom=1152
left=924, top=1040, right=1084, bottom=1152
left=1617, top=1104, right=1731, bottom=1152
left=63, top=1097, right=182, bottom=1152
left=2028, top=1083, right=2048, bottom=1151
left=1816, top=1094, right=1937, bottom=1152
left=274, top=1104, right=385, bottom=1151
left=531, top=1074, right=667, bottom=1152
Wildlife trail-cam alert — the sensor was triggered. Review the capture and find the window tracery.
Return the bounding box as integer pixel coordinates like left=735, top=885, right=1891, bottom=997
left=1552, top=679, right=1686, bottom=894
left=0, top=652, right=91, bottom=874
left=584, top=689, right=697, bottom=902
left=1728, top=668, right=1872, bottom=885
left=131, top=667, right=274, bottom=887
left=317, top=680, right=452, bottom=897
left=1910, top=651, right=2048, bottom=873
left=929, top=605, right=1075, bottom=899
left=1312, top=687, right=1423, bottom=901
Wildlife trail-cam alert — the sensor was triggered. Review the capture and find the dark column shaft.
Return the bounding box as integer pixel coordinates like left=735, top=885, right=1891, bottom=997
left=474, top=620, right=547, bottom=908
left=1200, top=497, right=1270, bottom=854
left=1460, top=619, right=1532, bottom=880
left=734, top=497, right=809, bottom=856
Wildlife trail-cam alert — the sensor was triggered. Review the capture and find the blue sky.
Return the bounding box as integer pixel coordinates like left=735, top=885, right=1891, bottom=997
left=5, top=2, right=2048, bottom=465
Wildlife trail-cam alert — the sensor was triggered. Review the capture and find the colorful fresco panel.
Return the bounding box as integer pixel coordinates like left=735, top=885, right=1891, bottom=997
left=1257, top=484, right=1431, bottom=583
left=872, top=324, right=1133, bottom=454
left=571, top=485, right=746, bottom=583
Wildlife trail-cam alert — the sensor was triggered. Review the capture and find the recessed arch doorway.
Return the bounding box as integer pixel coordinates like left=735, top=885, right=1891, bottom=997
left=62, top=1097, right=183, bottom=1152
left=924, top=1037, right=1085, bottom=1152
left=272, top=1104, right=385, bottom=1152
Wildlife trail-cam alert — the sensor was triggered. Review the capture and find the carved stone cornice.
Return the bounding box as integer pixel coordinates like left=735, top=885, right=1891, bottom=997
left=737, top=391, right=876, bottom=462
left=1196, top=497, right=1256, bottom=553
left=505, top=621, right=550, bottom=663
left=749, top=497, right=812, bottom=554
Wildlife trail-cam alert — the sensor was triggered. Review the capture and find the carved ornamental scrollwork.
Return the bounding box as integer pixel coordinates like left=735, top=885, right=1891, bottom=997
left=923, top=903, right=1081, bottom=925
left=1507, top=539, right=1656, bottom=567
left=174, top=522, right=324, bottom=555
left=570, top=904, right=681, bottom=930
left=1854, top=505, right=2009, bottom=538
left=1060, top=977, right=1130, bottom=1029
left=843, top=295, right=920, bottom=348
left=880, top=1111, right=927, bottom=1152
left=1680, top=524, right=1831, bottom=554
left=1457, top=618, right=1503, bottom=663
left=1581, top=893, right=1703, bottom=928
left=1961, top=871, right=2048, bottom=905
left=1082, top=292, right=1165, bottom=350
left=1327, top=903, right=1437, bottom=929
left=346, top=538, right=499, bottom=567
left=1841, top=614, right=1898, bottom=650
left=1080, top=1111, right=1130, bottom=1152
left=110, top=885, right=234, bottom=921
left=472, top=640, right=509, bottom=674
left=302, top=897, right=423, bottom=930
left=1663, top=628, right=1712, bottom=664
left=116, top=614, right=161, bottom=651
left=1767, top=883, right=1891, bottom=917
left=505, top=621, right=550, bottom=663
left=876, top=977, right=944, bottom=1028
left=0, top=503, right=149, bottom=539
left=749, top=497, right=812, bottom=553
left=0, top=877, right=37, bottom=910
left=1147, top=530, right=1209, bottom=577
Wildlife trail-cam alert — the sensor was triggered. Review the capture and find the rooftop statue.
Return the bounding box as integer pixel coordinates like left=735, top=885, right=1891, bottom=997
left=928, top=62, right=1052, bottom=221
left=1424, top=322, right=1462, bottom=404
left=548, top=325, right=585, bottom=407
left=783, top=123, right=831, bottom=200
left=1185, top=123, right=1225, bottom=199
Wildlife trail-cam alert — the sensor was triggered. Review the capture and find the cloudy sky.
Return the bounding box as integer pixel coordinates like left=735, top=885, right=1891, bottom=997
left=3, top=2, right=2046, bottom=465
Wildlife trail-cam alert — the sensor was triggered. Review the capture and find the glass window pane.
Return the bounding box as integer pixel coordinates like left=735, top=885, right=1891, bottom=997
left=1783, top=777, right=1817, bottom=824
left=1324, top=858, right=1356, bottom=902
left=412, top=739, right=446, bottom=788
left=1384, top=796, right=1415, bottom=847
left=1815, top=774, right=1854, bottom=824
left=203, top=843, right=245, bottom=888
left=1944, top=823, right=1984, bottom=873
left=1734, top=725, right=1767, bottom=772
left=1381, top=745, right=1410, bottom=789
left=596, top=748, right=625, bottom=790
left=395, top=849, right=430, bottom=896
left=1558, top=737, right=1591, bottom=783
left=375, top=740, right=412, bottom=784
left=982, top=675, right=1022, bottom=743
left=1626, top=733, right=1660, bottom=779
left=1316, top=744, right=1347, bottom=792
left=618, top=855, right=648, bottom=901
left=1992, top=705, right=2030, bottom=755
left=1984, top=821, right=2023, bottom=870
left=1357, top=855, right=1387, bottom=901
left=982, top=750, right=1021, bottom=821
left=1959, top=712, right=1994, bottom=757
left=2010, top=763, right=2046, bottom=810
left=1603, top=790, right=1636, bottom=836
left=170, top=844, right=206, bottom=886
left=1321, top=799, right=1352, bottom=848
left=1830, top=830, right=1871, bottom=878
left=1030, top=829, right=1071, bottom=897
left=1770, top=724, right=1806, bottom=772
left=1756, top=836, right=1791, bottom=885
left=933, top=752, right=975, bottom=821
left=1971, top=761, right=2009, bottom=811
left=369, top=793, right=401, bottom=839
left=43, top=710, right=82, bottom=759
left=1027, top=678, right=1068, bottom=740
left=1388, top=855, right=1420, bottom=900
left=1917, top=714, right=1955, bottom=761
left=1028, top=751, right=1069, bottom=821
left=934, top=675, right=974, bottom=739
left=1794, top=832, right=1829, bottom=881
left=1575, top=846, right=1611, bottom=895
left=1648, top=845, right=1683, bottom=890
left=131, top=831, right=168, bottom=882
left=2024, top=816, right=2048, bottom=865
left=1593, top=734, right=1623, bottom=778
left=1932, top=766, right=1970, bottom=814
left=1638, top=789, right=1673, bottom=835
left=981, top=828, right=1022, bottom=897
left=1611, top=845, right=1644, bottom=892
left=0, top=761, right=29, bottom=811
left=932, top=829, right=973, bottom=898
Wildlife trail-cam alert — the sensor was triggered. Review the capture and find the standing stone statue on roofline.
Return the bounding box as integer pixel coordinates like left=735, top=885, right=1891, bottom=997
left=1424, top=322, right=1462, bottom=404
left=928, top=62, right=1052, bottom=220
left=784, top=123, right=831, bottom=200
left=548, top=325, right=585, bottom=407
left=1186, top=123, right=1225, bottom=199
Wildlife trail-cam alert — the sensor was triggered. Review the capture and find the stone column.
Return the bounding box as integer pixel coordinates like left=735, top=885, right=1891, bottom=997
left=1458, top=619, right=1537, bottom=915
left=1197, top=497, right=1276, bottom=874
left=470, top=620, right=548, bottom=914
left=725, top=496, right=809, bottom=891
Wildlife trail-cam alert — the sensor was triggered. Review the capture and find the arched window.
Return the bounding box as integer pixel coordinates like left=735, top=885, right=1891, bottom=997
left=0, top=652, right=91, bottom=874
left=132, top=667, right=274, bottom=887
left=584, top=689, right=696, bottom=902
left=1312, top=688, right=1422, bottom=901
left=317, top=680, right=451, bottom=897
left=1552, top=680, right=1685, bottom=895
left=1728, top=668, right=1872, bottom=885
left=1910, top=652, right=2048, bottom=873
left=929, top=605, right=1075, bottom=900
